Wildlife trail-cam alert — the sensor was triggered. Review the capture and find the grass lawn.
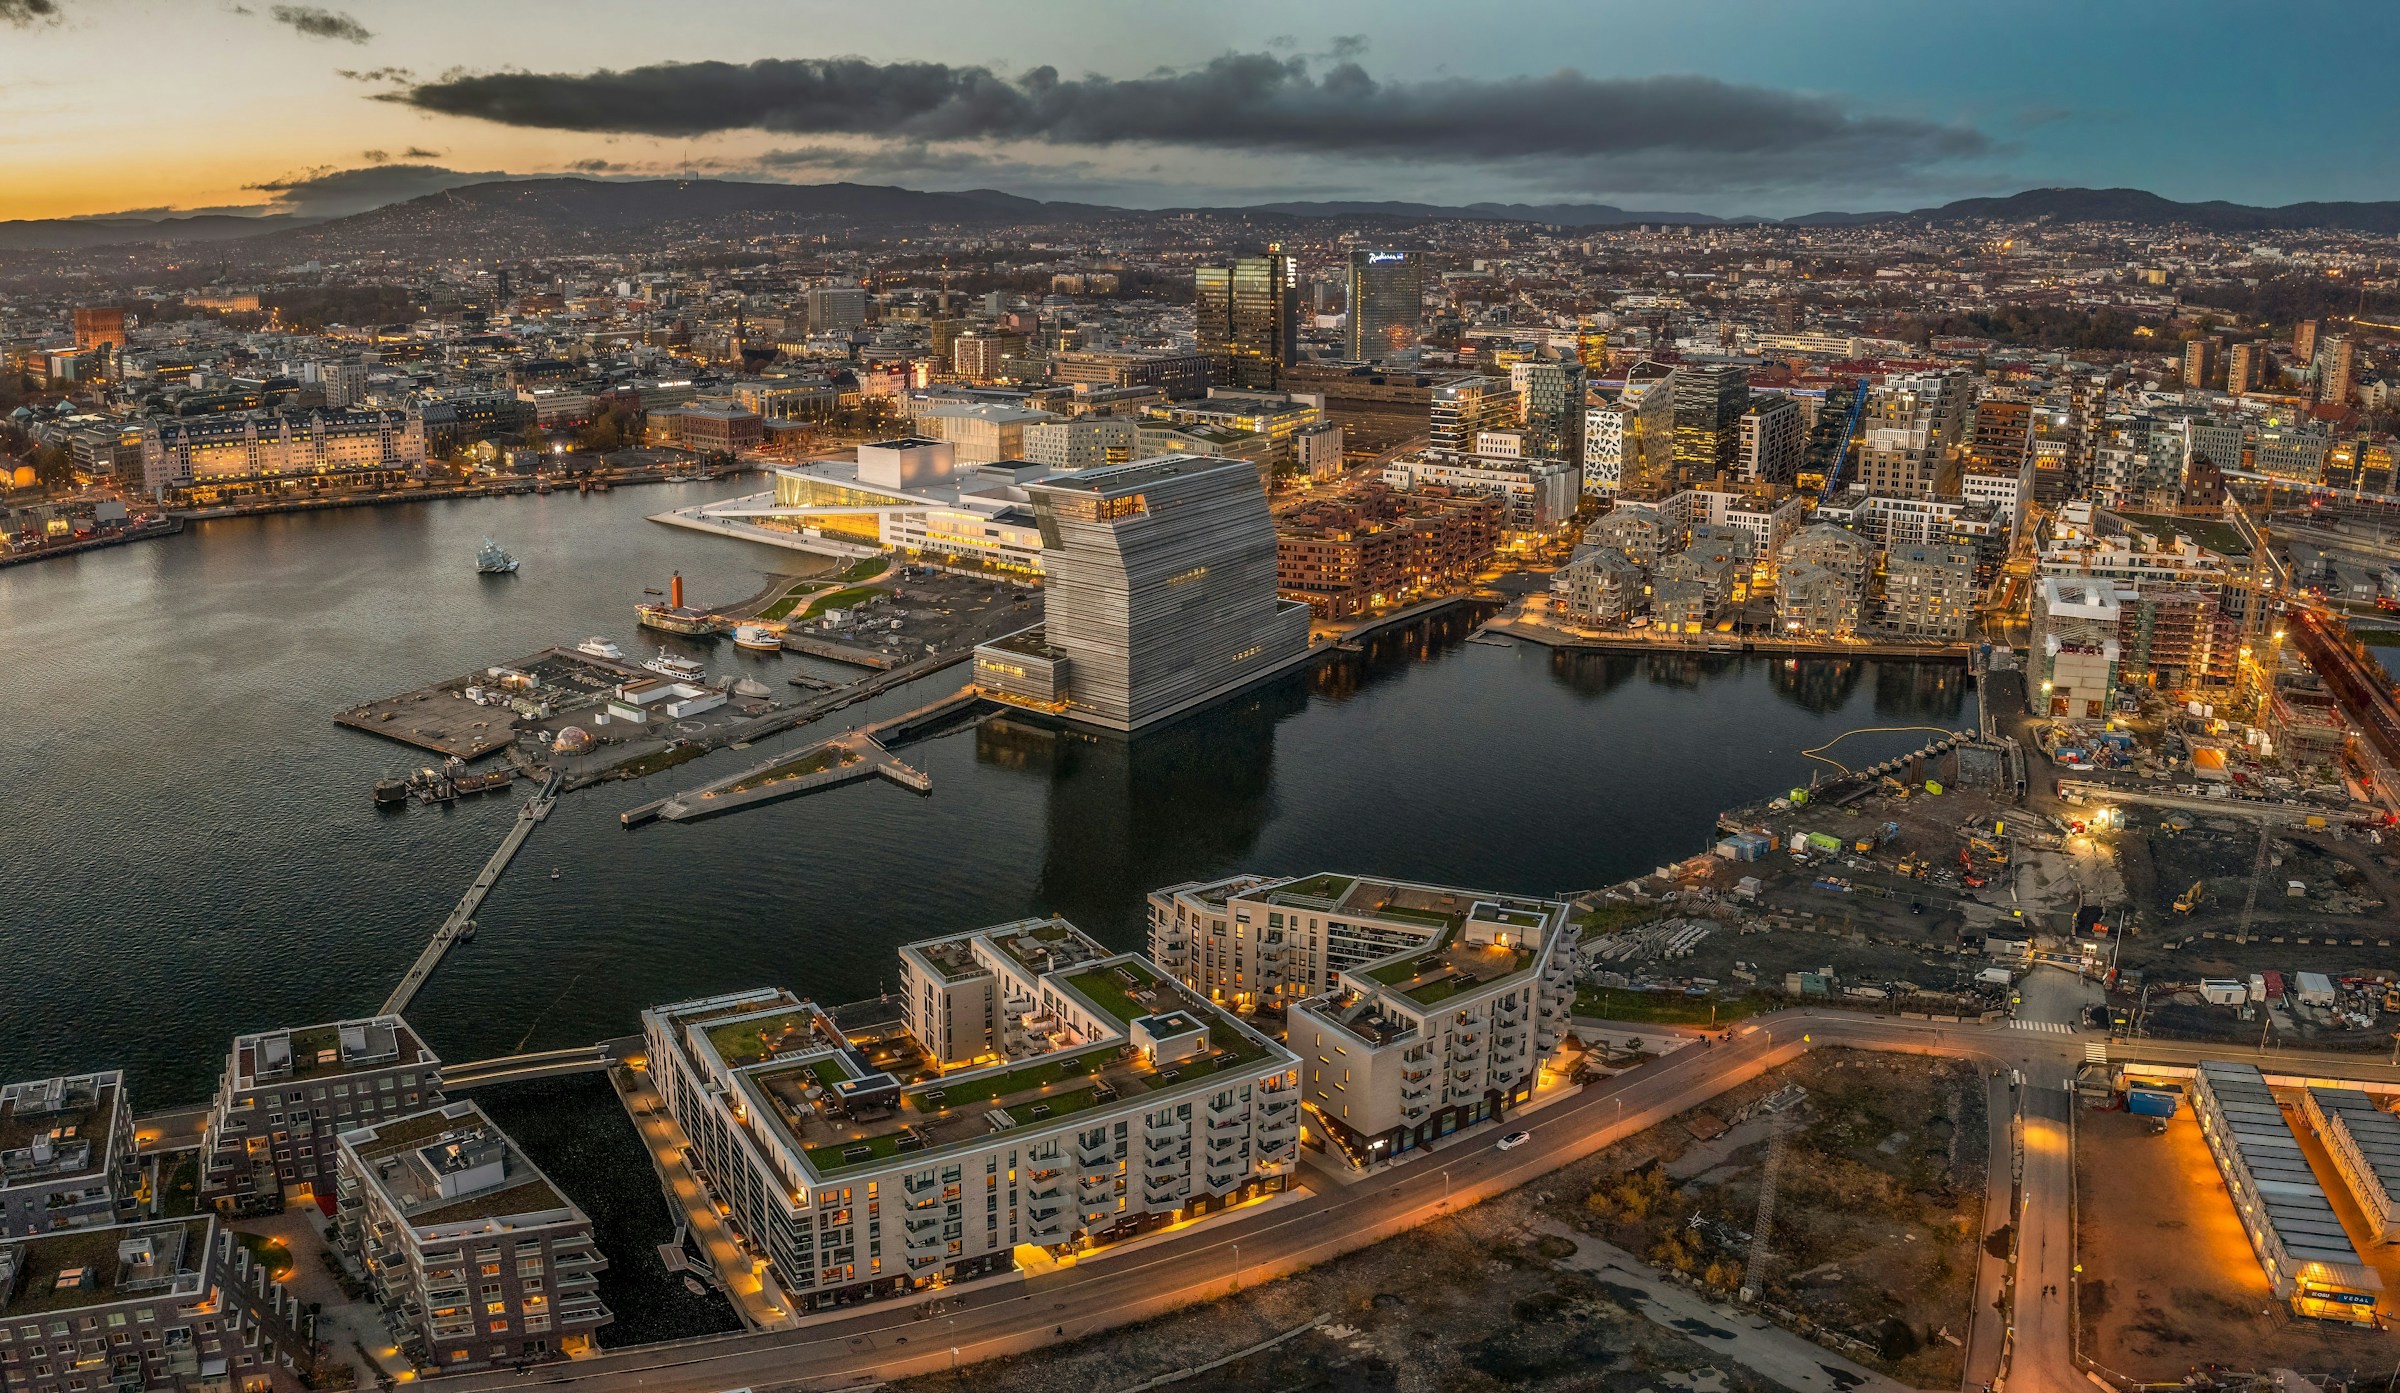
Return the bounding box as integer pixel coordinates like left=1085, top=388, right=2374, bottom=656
left=1065, top=961, right=1159, bottom=1026
left=907, top=1047, right=1115, bottom=1112
left=727, top=745, right=851, bottom=793
left=233, top=1231, right=294, bottom=1279
left=839, top=555, right=891, bottom=583
left=757, top=581, right=830, bottom=622
left=161, top=1158, right=199, bottom=1217
left=1575, top=901, right=1667, bottom=935
left=1571, top=988, right=1769, bottom=1027
left=607, top=743, right=707, bottom=781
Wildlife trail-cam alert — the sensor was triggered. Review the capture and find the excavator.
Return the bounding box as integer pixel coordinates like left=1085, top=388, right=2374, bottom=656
left=1956, top=847, right=1987, bottom=889
left=2173, top=880, right=2207, bottom=915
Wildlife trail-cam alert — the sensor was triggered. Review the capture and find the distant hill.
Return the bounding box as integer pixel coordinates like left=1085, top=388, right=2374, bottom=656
left=20, top=180, right=2400, bottom=257
left=0, top=212, right=314, bottom=252
left=1246, top=199, right=1732, bottom=227
left=1878, top=187, right=2400, bottom=234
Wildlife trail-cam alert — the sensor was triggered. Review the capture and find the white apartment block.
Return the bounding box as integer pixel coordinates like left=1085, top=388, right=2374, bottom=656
left=1383, top=450, right=1577, bottom=536
left=642, top=921, right=1300, bottom=1312
left=1282, top=882, right=1578, bottom=1164
left=1023, top=418, right=1138, bottom=472
left=1737, top=395, right=1804, bottom=484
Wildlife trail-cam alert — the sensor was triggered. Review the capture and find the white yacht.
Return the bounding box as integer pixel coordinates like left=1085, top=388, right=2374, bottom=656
left=576, top=637, right=624, bottom=660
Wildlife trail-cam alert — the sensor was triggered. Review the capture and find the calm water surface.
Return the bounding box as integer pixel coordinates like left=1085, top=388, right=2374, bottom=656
left=0, top=485, right=1968, bottom=1104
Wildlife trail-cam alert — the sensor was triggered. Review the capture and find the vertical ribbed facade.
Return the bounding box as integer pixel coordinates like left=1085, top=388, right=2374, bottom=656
left=1028, top=455, right=1312, bottom=729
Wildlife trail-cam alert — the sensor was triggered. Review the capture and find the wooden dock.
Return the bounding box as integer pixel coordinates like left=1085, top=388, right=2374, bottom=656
left=382, top=775, right=559, bottom=1015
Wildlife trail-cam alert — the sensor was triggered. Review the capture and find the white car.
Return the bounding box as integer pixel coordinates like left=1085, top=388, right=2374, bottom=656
left=1496, top=1129, right=1533, bottom=1151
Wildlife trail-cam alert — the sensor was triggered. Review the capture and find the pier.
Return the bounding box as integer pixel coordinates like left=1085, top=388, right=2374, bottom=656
left=381, top=774, right=559, bottom=1016
left=622, top=686, right=980, bottom=826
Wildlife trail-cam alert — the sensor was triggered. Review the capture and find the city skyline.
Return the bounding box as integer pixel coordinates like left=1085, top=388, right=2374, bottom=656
left=10, top=0, right=2400, bottom=223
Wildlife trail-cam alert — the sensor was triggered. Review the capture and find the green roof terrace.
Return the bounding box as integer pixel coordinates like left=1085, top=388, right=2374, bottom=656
left=0, top=1218, right=209, bottom=1317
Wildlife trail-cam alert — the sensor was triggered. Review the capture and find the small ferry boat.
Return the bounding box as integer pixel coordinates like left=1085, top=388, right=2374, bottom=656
left=733, top=623, right=784, bottom=653
left=576, top=637, right=624, bottom=660
left=644, top=650, right=708, bottom=682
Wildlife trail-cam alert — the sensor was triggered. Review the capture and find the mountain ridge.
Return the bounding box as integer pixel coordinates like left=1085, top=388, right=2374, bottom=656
left=15, top=180, right=2400, bottom=254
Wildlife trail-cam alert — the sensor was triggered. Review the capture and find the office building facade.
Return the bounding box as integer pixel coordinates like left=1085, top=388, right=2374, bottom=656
left=1195, top=250, right=1298, bottom=390
left=1345, top=250, right=1424, bottom=363
left=1671, top=363, right=1749, bottom=480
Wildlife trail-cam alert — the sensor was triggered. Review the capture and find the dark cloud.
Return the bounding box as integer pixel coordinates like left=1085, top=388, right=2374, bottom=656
left=270, top=4, right=370, bottom=42
left=0, top=0, right=60, bottom=24
left=247, top=163, right=506, bottom=217
left=336, top=65, right=413, bottom=83
left=567, top=158, right=628, bottom=173
left=402, top=146, right=442, bottom=159
left=1325, top=35, right=1368, bottom=59
left=391, top=52, right=1989, bottom=188
left=361, top=148, right=390, bottom=163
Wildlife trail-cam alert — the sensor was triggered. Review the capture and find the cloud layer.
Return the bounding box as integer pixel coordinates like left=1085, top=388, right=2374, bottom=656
left=270, top=5, right=370, bottom=42
left=393, top=52, right=1989, bottom=191
left=0, top=0, right=60, bottom=23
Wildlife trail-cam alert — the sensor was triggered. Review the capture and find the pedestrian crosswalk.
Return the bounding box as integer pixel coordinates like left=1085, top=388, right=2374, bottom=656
left=2009, top=1020, right=2077, bottom=1034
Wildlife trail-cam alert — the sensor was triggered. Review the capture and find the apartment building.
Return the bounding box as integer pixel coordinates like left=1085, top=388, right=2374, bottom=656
left=333, top=1102, right=609, bottom=1372
left=2030, top=577, right=2123, bottom=720
left=1737, top=395, right=1804, bottom=485
left=1550, top=551, right=1645, bottom=625
left=1287, top=885, right=1578, bottom=1163
left=1882, top=545, right=1977, bottom=641
left=641, top=922, right=1301, bottom=1311
left=200, top=1018, right=444, bottom=1215
left=1, top=1074, right=136, bottom=1239
left=1382, top=450, right=1576, bottom=537
left=1778, top=523, right=1875, bottom=594
left=138, top=408, right=427, bottom=500
left=1023, top=418, right=1137, bottom=473
left=0, top=1217, right=313, bottom=1393
left=1777, top=563, right=1861, bottom=637
left=1275, top=484, right=1499, bottom=619
left=1853, top=371, right=1970, bottom=499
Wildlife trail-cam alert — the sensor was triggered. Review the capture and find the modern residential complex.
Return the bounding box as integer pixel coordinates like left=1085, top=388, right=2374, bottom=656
left=1146, top=873, right=1579, bottom=1164
left=0, top=1074, right=136, bottom=1239
left=332, top=1101, right=610, bottom=1371
left=199, top=1016, right=444, bottom=1215
left=0, top=1216, right=315, bottom=1393
left=640, top=921, right=1301, bottom=1311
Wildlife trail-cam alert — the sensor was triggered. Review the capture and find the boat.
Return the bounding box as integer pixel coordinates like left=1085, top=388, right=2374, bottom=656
left=636, top=571, right=722, bottom=635
left=550, top=867, right=562, bottom=880
left=591, top=478, right=612, bottom=492
left=475, top=537, right=519, bottom=574
left=455, top=767, right=515, bottom=795
left=663, top=473, right=692, bottom=483
left=533, top=479, right=553, bottom=495
left=457, top=920, right=477, bottom=943
left=733, top=623, right=784, bottom=653
left=576, top=637, right=625, bottom=660
left=372, top=778, right=410, bottom=806
left=644, top=650, right=708, bottom=682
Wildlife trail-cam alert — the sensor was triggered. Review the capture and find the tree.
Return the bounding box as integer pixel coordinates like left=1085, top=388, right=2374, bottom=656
left=30, top=443, right=73, bottom=490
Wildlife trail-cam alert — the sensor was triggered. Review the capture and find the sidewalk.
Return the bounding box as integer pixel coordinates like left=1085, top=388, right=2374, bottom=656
left=616, top=1069, right=797, bottom=1330
left=240, top=1205, right=416, bottom=1386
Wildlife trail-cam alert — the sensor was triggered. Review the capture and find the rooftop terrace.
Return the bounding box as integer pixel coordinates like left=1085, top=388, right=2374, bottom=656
left=0, top=1218, right=207, bottom=1317
left=347, top=1105, right=572, bottom=1231
left=745, top=957, right=1280, bottom=1180
left=0, top=1075, right=119, bottom=1182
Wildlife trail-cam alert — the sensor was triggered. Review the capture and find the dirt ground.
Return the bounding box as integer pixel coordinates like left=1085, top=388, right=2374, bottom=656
left=889, top=1199, right=1777, bottom=1393
left=2075, top=1106, right=2398, bottom=1379
left=1555, top=1049, right=1986, bottom=1389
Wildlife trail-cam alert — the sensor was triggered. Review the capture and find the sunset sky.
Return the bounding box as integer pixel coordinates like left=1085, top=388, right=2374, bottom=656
left=7, top=0, right=2399, bottom=223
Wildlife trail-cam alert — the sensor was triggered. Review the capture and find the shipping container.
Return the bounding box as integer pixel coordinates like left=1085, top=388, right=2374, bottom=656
left=2126, top=1088, right=2178, bottom=1118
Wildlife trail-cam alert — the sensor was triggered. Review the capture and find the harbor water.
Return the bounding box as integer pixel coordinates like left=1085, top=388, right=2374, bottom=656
left=0, top=483, right=1967, bottom=1103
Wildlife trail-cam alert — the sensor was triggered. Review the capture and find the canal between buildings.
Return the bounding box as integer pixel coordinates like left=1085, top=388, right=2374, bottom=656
left=1, top=481, right=1970, bottom=1103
